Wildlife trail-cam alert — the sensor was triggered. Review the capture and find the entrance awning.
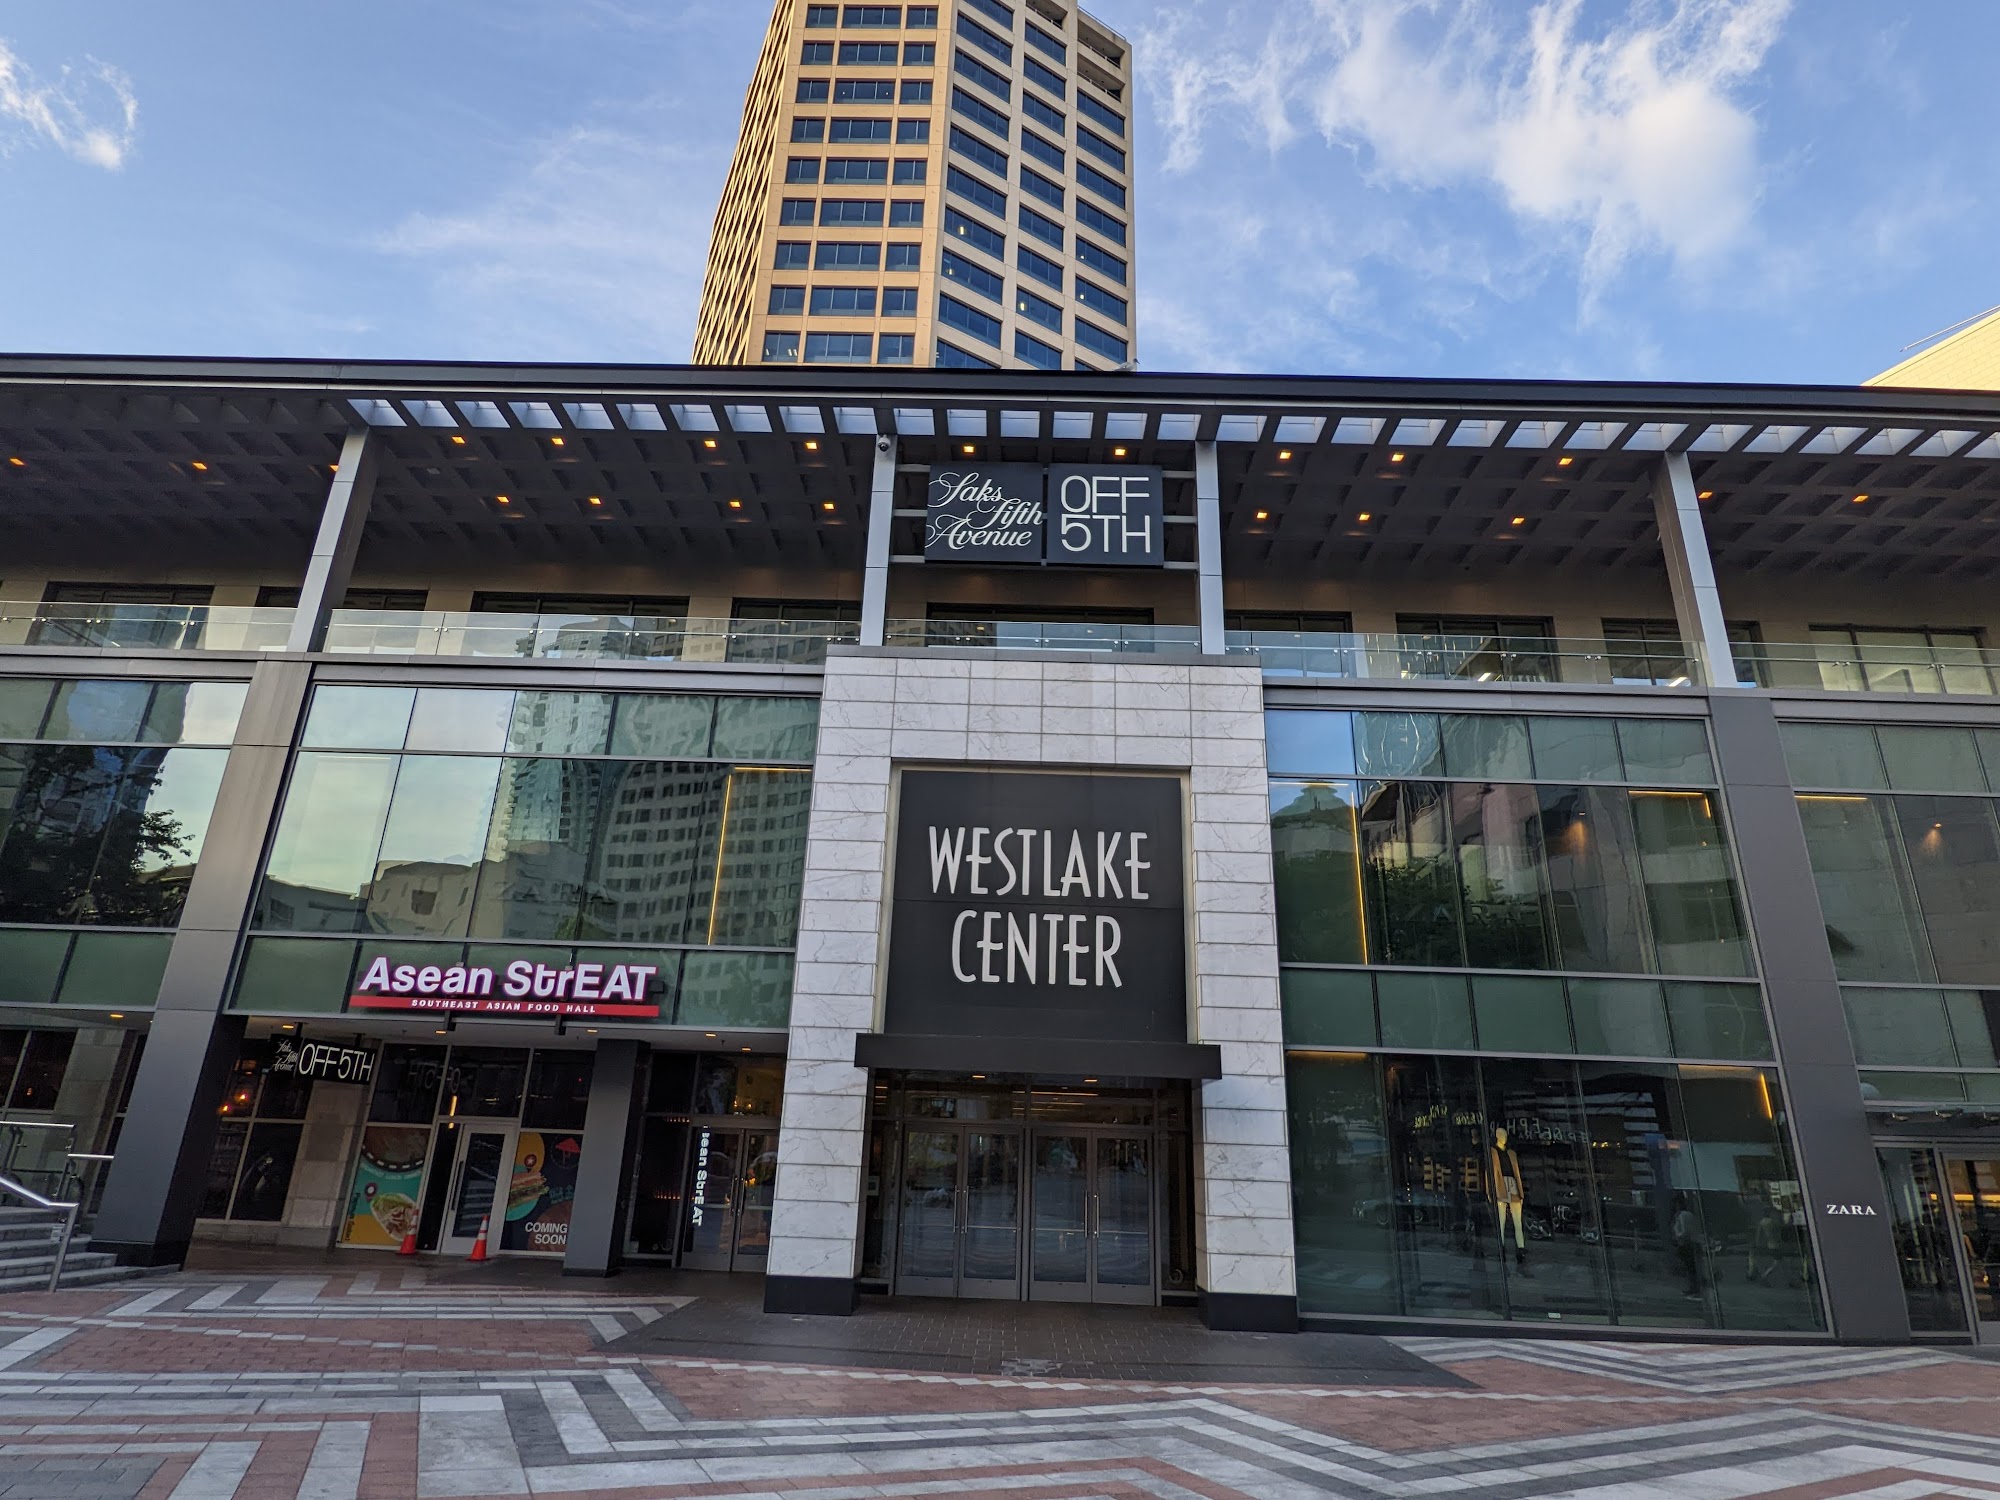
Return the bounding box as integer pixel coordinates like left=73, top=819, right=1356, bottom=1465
left=853, top=1033, right=1222, bottom=1081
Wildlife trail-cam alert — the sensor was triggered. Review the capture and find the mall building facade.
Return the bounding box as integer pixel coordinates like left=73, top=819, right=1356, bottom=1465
left=4, top=356, right=2000, bottom=1341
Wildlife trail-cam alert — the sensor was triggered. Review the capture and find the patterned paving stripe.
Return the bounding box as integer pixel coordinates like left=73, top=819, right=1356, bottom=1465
left=1393, top=1338, right=1968, bottom=1394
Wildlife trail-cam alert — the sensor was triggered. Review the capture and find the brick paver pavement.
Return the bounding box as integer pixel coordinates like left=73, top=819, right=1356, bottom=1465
left=0, top=1256, right=1995, bottom=1497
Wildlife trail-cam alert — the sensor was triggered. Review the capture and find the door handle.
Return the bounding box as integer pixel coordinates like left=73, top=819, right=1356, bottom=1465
left=1090, top=1194, right=1099, bottom=1237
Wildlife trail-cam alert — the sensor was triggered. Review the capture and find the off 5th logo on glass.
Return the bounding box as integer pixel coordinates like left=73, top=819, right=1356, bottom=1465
left=924, top=463, right=1165, bottom=566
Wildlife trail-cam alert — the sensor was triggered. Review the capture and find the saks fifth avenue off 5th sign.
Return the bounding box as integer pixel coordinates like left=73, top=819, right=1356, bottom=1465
left=924, top=465, right=1165, bottom=566
left=884, top=770, right=1187, bottom=1046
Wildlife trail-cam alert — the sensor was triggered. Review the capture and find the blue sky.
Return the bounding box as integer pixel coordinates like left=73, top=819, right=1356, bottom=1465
left=1, top=0, right=1994, bottom=383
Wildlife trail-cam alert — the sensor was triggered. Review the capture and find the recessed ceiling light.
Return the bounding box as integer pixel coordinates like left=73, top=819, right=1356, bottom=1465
left=6, top=457, right=23, bottom=467
left=1511, top=515, right=1526, bottom=525
left=822, top=500, right=836, bottom=511
left=109, top=1012, right=124, bottom=1020
left=728, top=497, right=743, bottom=509
left=550, top=436, right=565, bottom=446
left=703, top=438, right=718, bottom=449
left=588, top=495, right=603, bottom=506
left=451, top=434, right=466, bottom=445
left=1112, top=446, right=1126, bottom=457
left=1390, top=451, right=1405, bottom=462
left=1357, top=511, right=1372, bottom=522
left=1557, top=455, right=1573, bottom=467
left=804, top=439, right=819, bottom=451
left=1697, top=490, right=1714, bottom=500
left=741, top=1046, right=752, bottom=1053
left=962, top=443, right=976, bottom=455
left=190, top=460, right=208, bottom=471
left=1278, top=449, right=1292, bottom=460
left=1254, top=509, right=1269, bottom=520
left=704, top=1032, right=718, bottom=1038
left=496, top=494, right=510, bottom=504
left=1852, top=493, right=1869, bottom=503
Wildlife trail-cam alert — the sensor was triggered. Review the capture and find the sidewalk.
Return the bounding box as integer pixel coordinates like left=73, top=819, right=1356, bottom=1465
left=0, top=1251, right=1994, bottom=1497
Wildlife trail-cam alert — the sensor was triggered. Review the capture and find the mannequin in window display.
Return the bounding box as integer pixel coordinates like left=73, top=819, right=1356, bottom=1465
left=1490, top=1127, right=1530, bottom=1273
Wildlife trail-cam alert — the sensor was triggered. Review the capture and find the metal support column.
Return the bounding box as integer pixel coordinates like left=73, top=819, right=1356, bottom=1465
left=1195, top=441, right=1224, bottom=655
left=1650, top=452, right=1736, bottom=688
left=562, top=1040, right=651, bottom=1277
left=859, top=437, right=897, bottom=647
left=92, top=659, right=316, bottom=1265
left=284, top=429, right=378, bottom=654
left=1708, top=694, right=1910, bottom=1342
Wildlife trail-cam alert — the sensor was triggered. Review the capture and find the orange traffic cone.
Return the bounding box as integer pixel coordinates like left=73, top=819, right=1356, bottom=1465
left=468, top=1214, right=490, bottom=1264
left=397, top=1231, right=417, bottom=1257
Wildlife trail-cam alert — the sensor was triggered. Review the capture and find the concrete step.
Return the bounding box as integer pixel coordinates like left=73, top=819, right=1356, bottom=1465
left=0, top=1261, right=149, bottom=1293
left=0, top=1249, right=118, bottom=1277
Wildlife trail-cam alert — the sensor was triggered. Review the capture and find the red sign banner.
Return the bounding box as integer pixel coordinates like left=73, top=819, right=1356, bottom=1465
left=347, top=993, right=660, bottom=1019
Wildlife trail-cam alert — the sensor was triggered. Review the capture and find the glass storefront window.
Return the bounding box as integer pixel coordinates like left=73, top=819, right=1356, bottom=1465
left=303, top=686, right=416, bottom=750
left=1270, top=782, right=1366, bottom=965
left=1782, top=723, right=1889, bottom=789
left=444, top=1047, right=529, bottom=1116
left=609, top=695, right=714, bottom=758
left=370, top=756, right=501, bottom=938
left=405, top=689, right=514, bottom=754
left=369, top=1043, right=447, bottom=1123
left=1287, top=1051, right=1823, bottom=1331
left=524, top=1052, right=593, bottom=1130
left=1896, top=795, right=2000, bottom=983
left=692, top=1055, right=784, bottom=1117
left=712, top=696, right=820, bottom=761
left=1797, top=794, right=1931, bottom=983
left=256, top=753, right=398, bottom=932
left=1528, top=717, right=1622, bottom=782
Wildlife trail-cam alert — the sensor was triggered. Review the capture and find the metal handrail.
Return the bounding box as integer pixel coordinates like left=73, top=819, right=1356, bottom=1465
left=0, top=1171, right=80, bottom=1292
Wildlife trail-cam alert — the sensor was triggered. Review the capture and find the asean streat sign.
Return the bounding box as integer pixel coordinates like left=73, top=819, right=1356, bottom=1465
left=924, top=465, right=1165, bottom=565
left=347, top=956, right=664, bottom=1019
left=882, top=770, right=1187, bottom=1047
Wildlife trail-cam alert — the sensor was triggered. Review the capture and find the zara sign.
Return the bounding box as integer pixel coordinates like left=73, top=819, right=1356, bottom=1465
left=924, top=464, right=1164, bottom=566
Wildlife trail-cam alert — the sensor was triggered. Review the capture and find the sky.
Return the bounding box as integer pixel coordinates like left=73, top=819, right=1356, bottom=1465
left=0, top=0, right=1995, bottom=384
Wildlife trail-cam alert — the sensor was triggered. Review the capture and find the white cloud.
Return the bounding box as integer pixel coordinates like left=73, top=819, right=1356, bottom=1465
left=1140, top=0, right=1790, bottom=304
left=376, top=119, right=725, bottom=361
left=0, top=37, right=137, bottom=170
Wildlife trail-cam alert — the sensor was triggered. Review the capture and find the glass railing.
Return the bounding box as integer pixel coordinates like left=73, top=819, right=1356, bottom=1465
left=889, top=619, right=1204, bottom=653
left=320, top=612, right=859, bottom=665
left=0, top=603, right=295, bottom=652
left=1227, top=631, right=1658, bottom=686
left=1762, top=642, right=2000, bottom=698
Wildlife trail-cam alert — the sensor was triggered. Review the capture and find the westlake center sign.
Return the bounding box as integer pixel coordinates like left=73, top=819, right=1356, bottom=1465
left=883, top=770, right=1187, bottom=1046
left=925, top=464, right=1164, bottom=566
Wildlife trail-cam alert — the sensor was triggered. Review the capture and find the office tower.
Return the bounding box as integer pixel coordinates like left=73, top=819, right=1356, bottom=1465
left=693, top=0, right=1136, bottom=371
left=1869, top=306, right=2000, bottom=392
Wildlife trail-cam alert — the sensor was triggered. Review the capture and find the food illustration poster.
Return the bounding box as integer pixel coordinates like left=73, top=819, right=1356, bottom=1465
left=501, top=1131, right=583, bottom=1252
left=344, top=1125, right=431, bottom=1246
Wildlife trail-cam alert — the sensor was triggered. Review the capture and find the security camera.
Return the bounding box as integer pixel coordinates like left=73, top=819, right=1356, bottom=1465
left=875, top=435, right=892, bottom=453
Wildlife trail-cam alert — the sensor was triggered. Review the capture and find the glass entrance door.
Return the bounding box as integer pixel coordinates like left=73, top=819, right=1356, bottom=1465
left=680, top=1126, right=782, bottom=1272
left=1947, top=1158, right=2000, bottom=1334
left=893, top=1126, right=1021, bottom=1298
left=436, top=1121, right=515, bottom=1256
left=1028, top=1131, right=1155, bottom=1304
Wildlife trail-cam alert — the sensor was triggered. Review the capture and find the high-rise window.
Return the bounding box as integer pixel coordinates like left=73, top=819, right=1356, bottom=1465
left=814, top=241, right=882, bottom=269
left=903, top=42, right=936, bottom=64
left=936, top=340, right=998, bottom=369
left=1077, top=161, right=1126, bottom=207
left=892, top=158, right=926, bottom=184
left=1077, top=200, right=1125, bottom=245
left=779, top=198, right=816, bottom=225
left=838, top=41, right=898, bottom=63
left=1078, top=125, right=1125, bottom=172
left=785, top=157, right=821, bottom=183
left=940, top=249, right=1004, bottom=301
left=956, top=14, right=1013, bottom=64
left=767, top=286, right=805, bottom=315
left=1078, top=91, right=1125, bottom=137
left=1022, top=93, right=1064, bottom=134
left=810, top=286, right=878, bottom=315
left=761, top=331, right=800, bottom=362
left=937, top=294, right=1002, bottom=347
left=797, top=78, right=831, bottom=103
left=1076, top=278, right=1126, bottom=324
left=802, top=41, right=834, bottom=64
left=824, top=158, right=888, bottom=183
left=906, top=5, right=938, bottom=26
left=842, top=5, right=901, bottom=26
left=1018, top=204, right=1062, bottom=249
left=883, top=287, right=919, bottom=315
left=944, top=207, right=1005, bottom=258
left=889, top=200, right=924, bottom=226
left=1014, top=330, right=1061, bottom=370
left=1021, top=131, right=1065, bottom=171
left=1014, top=287, right=1061, bottom=332
left=946, top=165, right=1006, bottom=216
left=835, top=78, right=896, bottom=102
left=806, top=5, right=838, bottom=26
left=1019, top=165, right=1064, bottom=208
left=791, top=118, right=825, bottom=142
left=900, top=79, right=933, bottom=103
left=1017, top=244, right=1062, bottom=289
left=896, top=118, right=930, bottom=143
left=1023, top=56, right=1065, bottom=99
left=953, top=51, right=1011, bottom=102
left=1075, top=319, right=1127, bottom=363
left=829, top=118, right=891, bottom=143
left=885, top=243, right=922, bottom=270
left=880, top=333, right=916, bottom=363
left=774, top=241, right=811, bottom=269
left=819, top=198, right=885, bottom=224
left=1076, top=238, right=1125, bottom=284
left=804, top=332, right=873, bottom=363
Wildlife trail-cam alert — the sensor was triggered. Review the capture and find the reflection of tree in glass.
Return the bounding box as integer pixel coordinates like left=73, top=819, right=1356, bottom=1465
left=0, top=747, right=191, bottom=925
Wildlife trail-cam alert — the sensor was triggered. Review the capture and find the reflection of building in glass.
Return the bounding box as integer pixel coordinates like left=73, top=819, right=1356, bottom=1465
left=362, top=860, right=479, bottom=936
